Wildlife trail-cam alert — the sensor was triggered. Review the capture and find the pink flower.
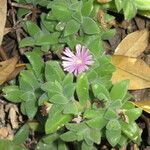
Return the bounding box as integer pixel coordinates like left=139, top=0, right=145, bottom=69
left=62, top=44, right=94, bottom=75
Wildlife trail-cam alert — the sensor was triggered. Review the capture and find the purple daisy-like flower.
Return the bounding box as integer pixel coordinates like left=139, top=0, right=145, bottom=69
left=62, top=44, right=94, bottom=75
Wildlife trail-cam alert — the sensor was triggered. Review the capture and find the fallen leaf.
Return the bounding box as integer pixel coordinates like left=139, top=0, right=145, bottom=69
left=0, top=127, right=9, bottom=138
left=114, top=29, right=149, bottom=57
left=7, top=64, right=25, bottom=82
left=112, top=69, right=150, bottom=90
left=131, top=100, right=150, bottom=114
left=0, top=104, right=5, bottom=125
left=0, top=0, right=7, bottom=45
left=5, top=104, right=20, bottom=129
left=4, top=28, right=12, bottom=35
left=111, top=55, right=150, bottom=90
left=0, top=57, right=18, bottom=85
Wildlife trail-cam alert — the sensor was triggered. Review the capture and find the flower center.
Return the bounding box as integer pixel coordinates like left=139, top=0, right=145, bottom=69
left=76, top=59, right=82, bottom=64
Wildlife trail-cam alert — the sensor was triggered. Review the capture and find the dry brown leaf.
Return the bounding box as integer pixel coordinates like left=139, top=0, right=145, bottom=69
left=131, top=100, right=150, bottom=114
left=111, top=55, right=150, bottom=90
left=0, top=127, right=9, bottom=138
left=5, top=104, right=20, bottom=129
left=0, top=0, right=7, bottom=45
left=112, top=68, right=150, bottom=90
left=0, top=104, right=5, bottom=125
left=4, top=28, right=12, bottom=35
left=114, top=29, right=149, bottom=57
left=0, top=57, right=18, bottom=85
left=7, top=64, right=25, bottom=82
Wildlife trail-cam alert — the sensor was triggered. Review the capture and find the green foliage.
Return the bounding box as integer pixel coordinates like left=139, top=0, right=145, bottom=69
left=3, top=49, right=141, bottom=149
left=2, top=0, right=144, bottom=149
left=13, top=124, right=30, bottom=145
left=0, top=139, right=27, bottom=150
left=76, top=73, right=89, bottom=106
left=19, top=0, right=115, bottom=56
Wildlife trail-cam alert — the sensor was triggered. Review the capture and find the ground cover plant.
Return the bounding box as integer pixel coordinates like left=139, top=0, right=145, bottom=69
left=0, top=0, right=150, bottom=150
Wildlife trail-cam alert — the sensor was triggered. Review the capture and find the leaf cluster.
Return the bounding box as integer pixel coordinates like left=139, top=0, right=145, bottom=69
left=3, top=50, right=142, bottom=149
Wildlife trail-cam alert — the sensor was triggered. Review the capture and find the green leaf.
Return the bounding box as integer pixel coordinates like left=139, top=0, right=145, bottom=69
left=85, top=128, right=101, bottom=144
left=41, top=81, right=62, bottom=98
left=19, top=37, right=35, bottom=48
left=87, top=36, right=103, bottom=57
left=109, top=100, right=122, bottom=110
left=63, top=73, right=73, bottom=86
left=95, top=56, right=115, bottom=77
left=21, top=92, right=38, bottom=119
left=64, top=19, right=80, bottom=36
left=38, top=93, right=49, bottom=106
left=42, top=133, right=59, bottom=144
left=20, top=70, right=40, bottom=91
left=58, top=140, right=68, bottom=150
left=76, top=73, right=89, bottom=106
left=84, top=108, right=105, bottom=119
left=63, top=83, right=75, bottom=100
left=125, top=108, right=142, bottom=122
left=26, top=21, right=41, bottom=37
left=3, top=86, right=23, bottom=103
left=0, top=140, right=27, bottom=150
left=110, top=80, right=129, bottom=101
left=86, top=69, right=98, bottom=82
left=104, top=108, right=118, bottom=120
left=52, top=3, right=72, bottom=21
left=50, top=94, right=69, bottom=104
left=72, top=11, right=83, bottom=23
left=115, top=0, right=123, bottom=11
left=60, top=131, right=77, bottom=142
left=41, top=13, right=56, bottom=32
left=106, top=119, right=121, bottom=131
left=20, top=102, right=26, bottom=115
left=66, top=122, right=88, bottom=132
left=36, top=141, right=57, bottom=150
left=82, top=17, right=100, bottom=34
left=92, top=82, right=110, bottom=101
left=27, top=121, right=43, bottom=132
left=120, top=121, right=140, bottom=141
left=118, top=135, right=127, bottom=147
left=55, top=22, right=66, bottom=31
left=81, top=141, right=96, bottom=150
left=81, top=0, right=93, bottom=16
left=13, top=124, right=29, bottom=144
left=106, top=129, right=121, bottom=147
left=135, top=0, right=150, bottom=10
left=122, top=102, right=135, bottom=112
left=86, top=117, right=107, bottom=129
left=123, top=0, right=137, bottom=20
left=45, top=61, right=64, bottom=82
left=35, top=32, right=59, bottom=45
left=41, top=44, right=50, bottom=52
left=101, top=29, right=116, bottom=40
left=45, top=105, right=72, bottom=134
left=63, top=101, right=78, bottom=115
left=19, top=77, right=33, bottom=92
left=25, top=50, right=44, bottom=80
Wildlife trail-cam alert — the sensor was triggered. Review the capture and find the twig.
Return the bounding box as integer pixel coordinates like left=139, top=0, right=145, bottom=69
left=11, top=2, right=34, bottom=10
left=11, top=2, right=41, bottom=13
left=8, top=0, right=25, bottom=55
